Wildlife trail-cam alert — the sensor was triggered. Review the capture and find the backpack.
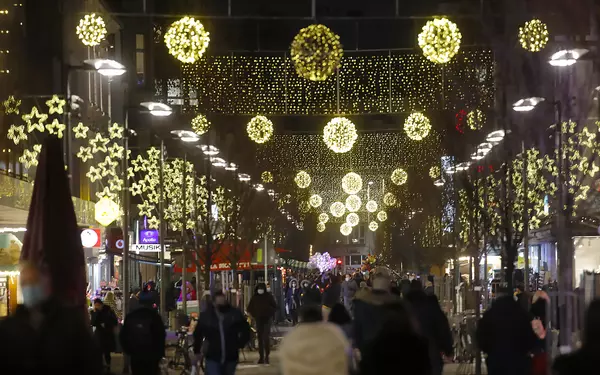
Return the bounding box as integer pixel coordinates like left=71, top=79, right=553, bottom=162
left=124, top=312, right=156, bottom=355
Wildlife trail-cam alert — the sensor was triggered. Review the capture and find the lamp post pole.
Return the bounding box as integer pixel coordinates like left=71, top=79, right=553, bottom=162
left=122, top=110, right=130, bottom=316
left=159, top=140, right=166, bottom=320
left=181, top=153, right=188, bottom=316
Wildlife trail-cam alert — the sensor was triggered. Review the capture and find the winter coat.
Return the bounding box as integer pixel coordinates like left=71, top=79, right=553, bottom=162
left=193, top=304, right=251, bottom=363
left=341, top=279, right=358, bottom=301
left=128, top=296, right=141, bottom=314
left=476, top=295, right=537, bottom=375
left=322, top=283, right=342, bottom=308
left=285, top=287, right=301, bottom=312
left=120, top=306, right=166, bottom=360
left=91, top=304, right=118, bottom=352
left=352, top=289, right=399, bottom=354
left=0, top=299, right=102, bottom=375
left=301, top=285, right=321, bottom=306
left=247, top=284, right=277, bottom=321
left=530, top=298, right=549, bottom=353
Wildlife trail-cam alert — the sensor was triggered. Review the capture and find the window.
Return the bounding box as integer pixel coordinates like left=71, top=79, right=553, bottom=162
left=135, top=34, right=145, bottom=85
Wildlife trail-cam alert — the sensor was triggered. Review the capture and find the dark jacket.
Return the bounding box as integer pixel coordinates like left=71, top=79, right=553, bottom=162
left=120, top=306, right=166, bottom=359
left=553, top=347, right=600, bottom=375
left=285, top=287, right=301, bottom=311
left=476, top=295, right=537, bottom=375
left=91, top=304, right=118, bottom=352
left=247, top=284, right=277, bottom=320
left=0, top=299, right=102, bottom=375
left=301, top=284, right=321, bottom=306
left=529, top=298, right=548, bottom=353
left=352, top=288, right=399, bottom=353
left=322, top=282, right=342, bottom=308
left=193, top=304, right=251, bottom=363
left=128, top=296, right=141, bottom=314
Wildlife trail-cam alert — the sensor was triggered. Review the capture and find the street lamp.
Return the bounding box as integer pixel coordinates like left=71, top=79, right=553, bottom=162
left=140, top=102, right=173, bottom=117
left=210, top=157, right=227, bottom=168
left=238, top=173, right=251, bottom=182
left=486, top=130, right=505, bottom=144
left=83, top=58, right=126, bottom=77
left=549, top=49, right=589, bottom=67
left=513, top=97, right=546, bottom=112
left=434, top=179, right=444, bottom=187
left=225, top=163, right=238, bottom=171
left=171, top=130, right=200, bottom=143
left=199, top=145, right=219, bottom=156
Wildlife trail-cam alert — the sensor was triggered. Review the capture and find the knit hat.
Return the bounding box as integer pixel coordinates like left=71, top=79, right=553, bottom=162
left=280, top=322, right=349, bottom=375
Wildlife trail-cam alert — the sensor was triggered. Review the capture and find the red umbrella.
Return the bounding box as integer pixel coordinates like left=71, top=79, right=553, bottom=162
left=20, top=136, right=86, bottom=307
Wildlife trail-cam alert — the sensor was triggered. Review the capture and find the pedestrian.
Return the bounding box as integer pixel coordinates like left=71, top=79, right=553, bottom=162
left=92, top=298, right=119, bottom=373
left=128, top=287, right=141, bottom=314
left=328, top=302, right=353, bottom=341
left=530, top=291, right=550, bottom=375
left=193, top=291, right=250, bottom=375
left=246, top=282, right=277, bottom=364
left=120, top=305, right=166, bottom=375
left=280, top=320, right=349, bottom=375
left=341, top=273, right=358, bottom=313
left=389, top=280, right=401, bottom=296
left=300, top=280, right=321, bottom=307
left=553, top=298, right=600, bottom=374
left=322, top=274, right=342, bottom=320
left=285, top=279, right=301, bottom=325
left=476, top=287, right=537, bottom=375
left=0, top=262, right=102, bottom=375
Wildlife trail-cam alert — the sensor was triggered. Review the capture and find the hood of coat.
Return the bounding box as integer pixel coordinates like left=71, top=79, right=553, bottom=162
left=254, top=283, right=268, bottom=295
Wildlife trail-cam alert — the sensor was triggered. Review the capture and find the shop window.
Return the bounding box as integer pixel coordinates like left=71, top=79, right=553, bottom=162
left=135, top=34, right=145, bottom=85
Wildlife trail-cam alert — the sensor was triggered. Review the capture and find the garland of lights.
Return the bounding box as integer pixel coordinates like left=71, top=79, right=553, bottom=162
left=323, top=117, right=358, bottom=153
left=345, top=195, right=362, bottom=212
left=164, top=17, right=210, bottom=64
left=290, top=24, right=343, bottom=82
left=346, top=213, right=360, bottom=227
left=366, top=200, right=378, bottom=213
left=294, top=171, right=311, bottom=189
left=391, top=168, right=408, bottom=185
left=369, top=221, right=379, bottom=231
left=467, top=109, right=485, bottom=130
left=518, top=19, right=549, bottom=52
left=340, top=223, right=353, bottom=236
left=377, top=211, right=388, bottom=222
left=429, top=166, right=441, bottom=179
left=316, top=222, right=326, bottom=233
left=330, top=201, right=346, bottom=218
left=261, top=171, right=273, bottom=183
left=191, top=114, right=211, bottom=136
left=418, top=18, right=462, bottom=64
left=341, top=172, right=363, bottom=194
left=383, top=192, right=396, bottom=206
left=404, top=112, right=432, bottom=141
left=309, top=194, right=323, bottom=208
left=247, top=115, right=274, bottom=144
left=318, top=213, right=329, bottom=224
left=76, top=13, right=107, bottom=47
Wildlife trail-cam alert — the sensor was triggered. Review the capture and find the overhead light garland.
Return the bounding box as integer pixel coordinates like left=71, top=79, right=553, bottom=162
left=309, top=194, right=323, bottom=208
left=247, top=115, right=274, bottom=144
left=404, top=112, right=432, bottom=141
left=467, top=109, right=485, bottom=130
left=318, top=213, right=329, bottom=224
left=316, top=222, right=326, bottom=233
left=261, top=171, right=273, bottom=183
left=76, top=13, right=107, bottom=47
left=294, top=170, right=311, bottom=189
left=340, top=223, right=352, bottom=236
left=418, top=18, right=462, bottom=64
left=518, top=19, right=549, bottom=52
left=330, top=201, right=346, bottom=218
left=290, top=24, right=343, bottom=81
left=366, top=200, right=378, bottom=213
left=323, top=117, right=358, bottom=153
left=346, top=213, right=360, bottom=227
left=341, top=172, right=363, bottom=194
left=429, top=165, right=441, bottom=179
left=191, top=114, right=211, bottom=136
left=164, top=16, right=210, bottom=63
left=391, top=168, right=408, bottom=185
left=377, top=211, right=388, bottom=222
left=383, top=192, right=396, bottom=206
left=345, top=194, right=362, bottom=212
left=369, top=221, right=379, bottom=231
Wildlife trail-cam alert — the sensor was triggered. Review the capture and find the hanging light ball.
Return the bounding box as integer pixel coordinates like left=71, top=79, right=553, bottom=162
left=369, top=221, right=379, bottom=231
left=345, top=195, right=362, bottom=213
left=377, top=211, right=388, bottom=222
left=330, top=202, right=346, bottom=218
left=391, top=168, right=408, bottom=186
left=418, top=18, right=462, bottom=64
left=341, top=172, right=363, bottom=195
left=261, top=171, right=273, bottom=183
left=429, top=166, right=441, bottom=179
left=404, top=112, right=432, bottom=141
left=247, top=115, right=274, bottom=144
left=76, top=13, right=107, bottom=46
left=318, top=213, right=329, bottom=224
left=299, top=201, right=311, bottom=214
left=366, top=200, right=378, bottom=213
left=164, top=17, right=210, bottom=63
left=518, top=19, right=549, bottom=52
left=467, top=109, right=485, bottom=131
left=295, top=171, right=311, bottom=189
left=383, top=192, right=396, bottom=206
left=290, top=24, right=343, bottom=82
left=309, top=194, right=323, bottom=208
left=346, top=213, right=360, bottom=227
left=340, top=223, right=353, bottom=236
left=317, top=222, right=326, bottom=233
left=323, top=117, right=358, bottom=153
left=191, top=114, right=211, bottom=136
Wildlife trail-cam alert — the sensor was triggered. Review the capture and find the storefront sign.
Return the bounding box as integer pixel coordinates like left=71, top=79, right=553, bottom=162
left=139, top=230, right=159, bottom=244
left=131, top=244, right=161, bottom=253
left=80, top=229, right=101, bottom=248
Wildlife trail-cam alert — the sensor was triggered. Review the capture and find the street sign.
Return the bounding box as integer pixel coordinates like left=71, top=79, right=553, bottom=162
left=139, top=229, right=159, bottom=244
left=131, top=244, right=161, bottom=253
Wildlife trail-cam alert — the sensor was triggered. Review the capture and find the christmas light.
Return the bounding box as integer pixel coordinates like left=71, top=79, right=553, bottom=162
left=73, top=122, right=89, bottom=139
left=391, top=168, right=408, bottom=185
left=345, top=195, right=362, bottom=212
left=7, top=125, right=26, bottom=144
left=108, top=122, right=124, bottom=139
left=309, top=252, right=337, bottom=272
left=316, top=222, right=326, bottom=233
left=76, top=13, right=107, bottom=47
left=418, top=18, right=462, bottom=64
left=309, top=194, right=323, bottom=208
left=290, top=24, right=343, bottom=81
left=3, top=95, right=20, bottom=114
left=366, top=200, right=378, bottom=213
left=247, top=115, right=274, bottom=144
left=346, top=213, right=360, bottom=227
left=404, top=112, right=432, bottom=141
left=164, top=17, right=210, bottom=63
left=519, top=19, right=549, bottom=52
left=377, top=211, right=388, bottom=222
left=318, top=213, right=329, bottom=223
left=340, top=223, right=352, bottom=236
left=429, top=165, right=441, bottom=179
left=330, top=202, right=346, bottom=218
left=94, top=197, right=120, bottom=226
left=383, top=192, right=396, bottom=206
left=45, top=95, right=66, bottom=115
left=261, top=171, right=273, bottom=183
left=467, top=109, right=485, bottom=130
left=295, top=171, right=311, bottom=188
left=191, top=113, right=210, bottom=136
left=22, top=106, right=46, bottom=133
left=369, top=221, right=379, bottom=231
left=342, top=172, right=363, bottom=194
left=323, top=117, right=358, bottom=153
left=45, top=119, right=66, bottom=138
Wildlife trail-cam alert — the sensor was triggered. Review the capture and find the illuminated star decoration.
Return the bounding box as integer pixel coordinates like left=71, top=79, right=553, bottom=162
left=7, top=125, right=27, bottom=145
left=86, top=166, right=103, bottom=182
left=22, top=106, right=47, bottom=133
left=108, top=142, right=125, bottom=159
left=147, top=216, right=160, bottom=229
left=73, top=122, right=89, bottom=139
left=108, top=122, right=124, bottom=139
left=99, top=156, right=118, bottom=177
left=3, top=95, right=21, bottom=115
left=45, top=95, right=66, bottom=115
left=77, top=146, right=93, bottom=162
left=90, top=133, right=109, bottom=153
left=19, top=148, right=39, bottom=168
left=45, top=118, right=66, bottom=138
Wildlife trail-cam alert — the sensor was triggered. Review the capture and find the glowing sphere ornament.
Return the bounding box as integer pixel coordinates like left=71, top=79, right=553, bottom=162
left=323, top=117, right=358, bottom=153
left=404, top=112, right=432, bottom=141
left=369, top=221, right=379, bottom=231
left=346, top=213, right=360, bottom=227
left=377, top=211, right=388, bottom=222
left=366, top=200, right=378, bottom=213
left=247, top=115, right=274, bottom=144
left=317, top=222, right=326, bottom=233
left=341, top=172, right=362, bottom=194
left=519, top=19, right=549, bottom=52
left=429, top=166, right=441, bottom=179
left=309, top=194, right=323, bottom=208
left=76, top=13, right=107, bottom=46
left=261, top=171, right=273, bottom=183
left=290, top=24, right=343, bottom=82
left=467, top=109, right=485, bottom=130
left=391, top=168, right=408, bottom=186
left=418, top=18, right=462, bottom=64
left=383, top=192, right=396, bottom=206
left=164, top=17, right=210, bottom=63
left=340, top=223, right=352, bottom=236
left=295, top=171, right=311, bottom=189
left=330, top=202, right=346, bottom=218
left=191, top=114, right=211, bottom=136
left=318, top=213, right=329, bottom=224
left=345, top=195, right=362, bottom=213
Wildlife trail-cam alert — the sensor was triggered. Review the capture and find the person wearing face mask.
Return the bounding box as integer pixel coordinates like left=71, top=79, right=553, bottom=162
left=0, top=262, right=103, bottom=374
left=246, top=283, right=277, bottom=364
left=91, top=298, right=119, bottom=373
left=193, top=291, right=250, bottom=375
left=285, top=279, right=301, bottom=325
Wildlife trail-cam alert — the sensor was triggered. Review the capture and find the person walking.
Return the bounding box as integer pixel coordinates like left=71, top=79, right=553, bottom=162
left=529, top=291, right=550, bottom=375
left=328, top=303, right=353, bottom=341
left=300, top=280, right=321, bottom=307
left=322, top=274, right=342, bottom=320
left=285, top=279, right=301, bottom=325
left=120, top=305, right=166, bottom=375
left=246, top=282, right=277, bottom=364
left=341, top=274, right=358, bottom=313
left=91, top=298, right=119, bottom=373
left=127, top=287, right=141, bottom=314
left=193, top=291, right=251, bottom=375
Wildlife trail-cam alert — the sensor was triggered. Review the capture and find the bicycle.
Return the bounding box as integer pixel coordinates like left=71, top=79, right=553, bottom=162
left=166, top=326, right=197, bottom=375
